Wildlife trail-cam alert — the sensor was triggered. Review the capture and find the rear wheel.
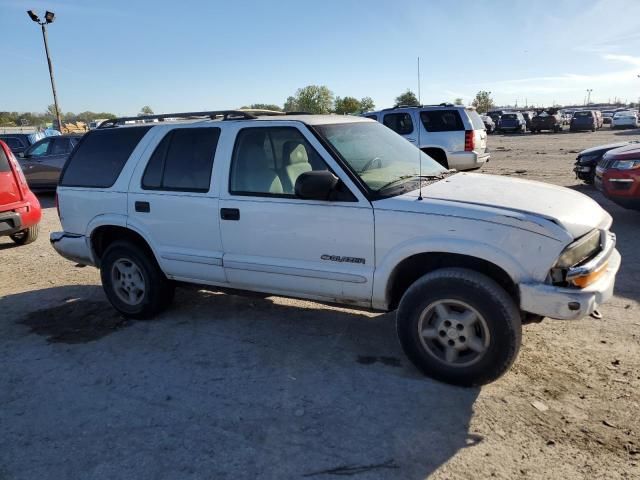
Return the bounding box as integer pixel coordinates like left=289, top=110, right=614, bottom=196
left=10, top=225, right=39, bottom=245
left=396, top=268, right=522, bottom=386
left=100, top=241, right=175, bottom=319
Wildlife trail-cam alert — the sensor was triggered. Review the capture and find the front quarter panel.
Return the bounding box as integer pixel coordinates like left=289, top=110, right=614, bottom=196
left=371, top=208, right=565, bottom=309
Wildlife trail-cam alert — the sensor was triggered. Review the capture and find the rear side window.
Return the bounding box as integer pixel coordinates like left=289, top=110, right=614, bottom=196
left=50, top=137, right=75, bottom=155
left=383, top=113, right=414, bottom=135
left=60, top=126, right=152, bottom=188
left=142, top=127, right=220, bottom=192
left=420, top=110, right=464, bottom=132
left=1, top=137, right=25, bottom=150
left=0, top=147, right=10, bottom=172
left=467, top=110, right=486, bottom=130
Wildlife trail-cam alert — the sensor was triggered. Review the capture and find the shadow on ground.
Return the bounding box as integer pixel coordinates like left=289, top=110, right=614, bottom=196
left=568, top=183, right=640, bottom=304
left=35, top=192, right=56, bottom=209
left=0, top=284, right=480, bottom=480
left=612, top=128, right=640, bottom=136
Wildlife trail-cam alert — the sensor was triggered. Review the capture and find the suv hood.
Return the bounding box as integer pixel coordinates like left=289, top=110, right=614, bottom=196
left=375, top=173, right=610, bottom=240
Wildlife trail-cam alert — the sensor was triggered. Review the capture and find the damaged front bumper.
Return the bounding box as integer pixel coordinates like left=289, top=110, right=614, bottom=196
left=519, top=247, right=621, bottom=320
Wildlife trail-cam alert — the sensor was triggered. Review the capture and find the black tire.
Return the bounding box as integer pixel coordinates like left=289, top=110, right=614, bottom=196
left=10, top=224, right=39, bottom=245
left=100, top=241, right=175, bottom=319
left=396, top=268, right=522, bottom=386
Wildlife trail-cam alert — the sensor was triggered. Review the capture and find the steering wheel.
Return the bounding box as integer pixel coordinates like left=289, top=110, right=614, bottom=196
left=360, top=157, right=383, bottom=173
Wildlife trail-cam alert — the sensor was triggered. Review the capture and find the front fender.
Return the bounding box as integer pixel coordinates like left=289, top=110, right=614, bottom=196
left=372, top=236, right=531, bottom=310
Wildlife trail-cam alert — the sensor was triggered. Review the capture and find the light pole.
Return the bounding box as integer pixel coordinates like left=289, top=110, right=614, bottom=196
left=586, top=89, right=593, bottom=105
left=27, top=10, right=62, bottom=132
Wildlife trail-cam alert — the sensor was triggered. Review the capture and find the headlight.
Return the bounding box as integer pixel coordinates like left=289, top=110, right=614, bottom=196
left=612, top=159, right=640, bottom=170
left=555, top=229, right=601, bottom=268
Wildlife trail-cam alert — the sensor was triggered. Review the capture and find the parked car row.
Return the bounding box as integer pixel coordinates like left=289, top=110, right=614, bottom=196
left=484, top=107, right=631, bottom=134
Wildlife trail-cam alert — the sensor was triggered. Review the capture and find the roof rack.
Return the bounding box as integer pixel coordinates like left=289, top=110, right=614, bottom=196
left=98, top=110, right=266, bottom=129
left=382, top=102, right=458, bottom=111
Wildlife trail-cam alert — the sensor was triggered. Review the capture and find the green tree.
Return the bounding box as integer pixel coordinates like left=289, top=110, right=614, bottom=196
left=471, top=91, right=495, bottom=113
left=140, top=105, right=154, bottom=115
left=395, top=89, right=420, bottom=107
left=454, top=97, right=464, bottom=105
left=241, top=103, right=282, bottom=112
left=334, top=96, right=362, bottom=115
left=283, top=96, right=298, bottom=112
left=359, top=96, right=375, bottom=112
left=284, top=85, right=334, bottom=114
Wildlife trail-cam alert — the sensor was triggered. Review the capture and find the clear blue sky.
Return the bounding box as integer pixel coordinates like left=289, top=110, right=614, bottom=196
left=2, top=0, right=640, bottom=115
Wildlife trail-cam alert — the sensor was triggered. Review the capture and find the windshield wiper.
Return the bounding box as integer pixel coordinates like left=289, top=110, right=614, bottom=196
left=377, top=173, right=448, bottom=194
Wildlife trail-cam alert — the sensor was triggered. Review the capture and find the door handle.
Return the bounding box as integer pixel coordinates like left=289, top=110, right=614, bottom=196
left=220, top=208, right=240, bottom=221
left=135, top=201, right=150, bottom=213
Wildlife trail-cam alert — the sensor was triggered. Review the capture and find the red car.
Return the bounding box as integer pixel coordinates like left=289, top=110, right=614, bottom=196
left=0, top=140, right=41, bottom=245
left=595, top=143, right=640, bottom=210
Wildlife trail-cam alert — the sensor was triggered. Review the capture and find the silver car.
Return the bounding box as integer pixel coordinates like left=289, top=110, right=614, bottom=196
left=364, top=104, right=489, bottom=170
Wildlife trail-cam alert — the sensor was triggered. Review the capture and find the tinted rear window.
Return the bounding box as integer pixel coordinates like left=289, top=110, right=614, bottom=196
left=420, top=110, right=464, bottom=132
left=382, top=113, right=414, bottom=135
left=1, top=137, right=25, bottom=150
left=60, top=126, right=152, bottom=188
left=0, top=147, right=10, bottom=172
left=142, top=127, right=220, bottom=192
left=502, top=114, right=517, bottom=119
left=574, top=111, right=592, bottom=118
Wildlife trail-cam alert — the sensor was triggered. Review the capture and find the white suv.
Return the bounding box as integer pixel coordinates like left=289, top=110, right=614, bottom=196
left=51, top=110, right=620, bottom=386
left=364, top=104, right=489, bottom=170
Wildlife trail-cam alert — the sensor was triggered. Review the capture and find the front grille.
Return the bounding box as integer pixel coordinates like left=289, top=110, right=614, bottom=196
left=598, top=157, right=615, bottom=169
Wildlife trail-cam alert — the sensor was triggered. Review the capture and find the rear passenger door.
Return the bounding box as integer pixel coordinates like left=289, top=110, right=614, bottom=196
left=127, top=126, right=226, bottom=283
left=418, top=109, right=465, bottom=152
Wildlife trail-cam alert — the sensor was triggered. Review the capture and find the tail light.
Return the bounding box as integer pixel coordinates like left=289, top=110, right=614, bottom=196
left=464, top=130, right=475, bottom=152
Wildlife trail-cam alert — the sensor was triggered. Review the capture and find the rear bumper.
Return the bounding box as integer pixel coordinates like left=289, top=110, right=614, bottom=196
left=50, top=231, right=95, bottom=266
left=519, top=248, right=621, bottom=320
left=448, top=151, right=490, bottom=171
left=0, top=211, right=23, bottom=236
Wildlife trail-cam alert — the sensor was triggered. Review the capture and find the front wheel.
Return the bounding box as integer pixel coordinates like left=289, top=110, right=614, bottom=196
left=396, top=268, right=522, bottom=386
left=10, top=225, right=39, bottom=245
left=100, top=241, right=175, bottom=319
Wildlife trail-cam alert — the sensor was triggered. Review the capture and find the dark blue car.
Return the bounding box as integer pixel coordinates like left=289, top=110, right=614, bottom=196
left=497, top=112, right=526, bottom=133
left=570, top=110, right=597, bottom=132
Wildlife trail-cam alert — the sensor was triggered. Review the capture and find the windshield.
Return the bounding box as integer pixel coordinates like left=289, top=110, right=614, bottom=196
left=315, top=121, right=446, bottom=193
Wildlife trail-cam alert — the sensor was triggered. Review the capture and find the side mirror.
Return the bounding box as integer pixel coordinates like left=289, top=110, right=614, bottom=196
left=295, top=171, right=339, bottom=201
left=18, top=152, right=25, bottom=158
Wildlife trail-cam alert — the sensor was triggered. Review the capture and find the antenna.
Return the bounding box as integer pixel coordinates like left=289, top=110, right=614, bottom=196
left=417, top=57, right=421, bottom=104
left=417, top=56, right=423, bottom=201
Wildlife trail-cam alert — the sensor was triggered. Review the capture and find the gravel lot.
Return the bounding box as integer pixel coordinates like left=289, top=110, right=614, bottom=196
left=1, top=127, right=638, bottom=480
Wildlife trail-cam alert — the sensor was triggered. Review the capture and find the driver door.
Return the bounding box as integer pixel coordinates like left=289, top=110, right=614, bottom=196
left=218, top=125, right=375, bottom=305
left=20, top=138, right=53, bottom=188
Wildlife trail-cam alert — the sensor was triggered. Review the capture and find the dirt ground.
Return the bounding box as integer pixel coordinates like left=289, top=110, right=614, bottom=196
left=0, top=127, right=638, bottom=480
